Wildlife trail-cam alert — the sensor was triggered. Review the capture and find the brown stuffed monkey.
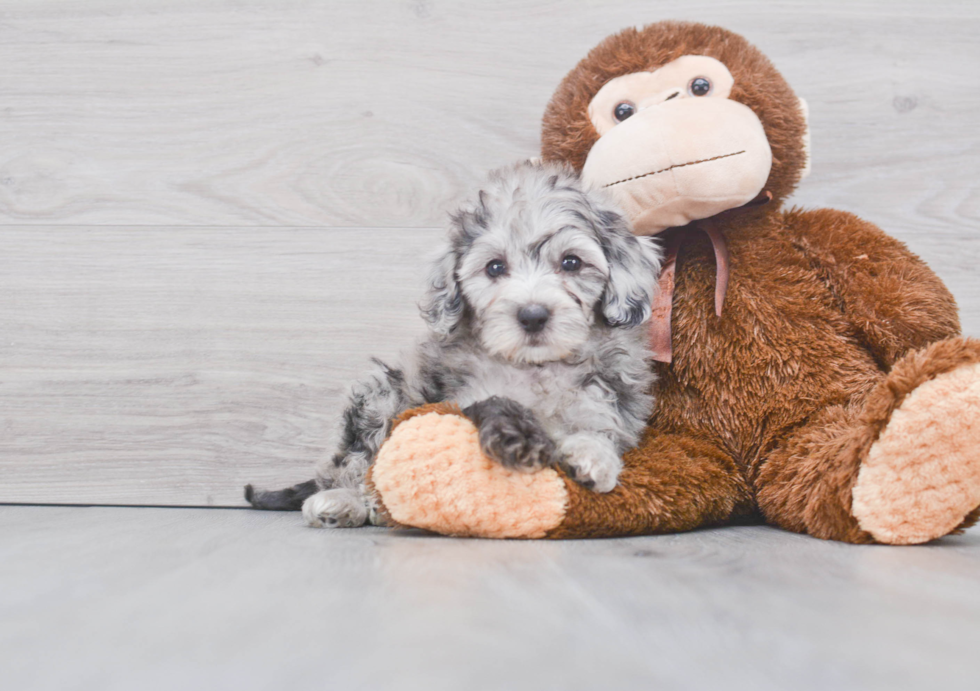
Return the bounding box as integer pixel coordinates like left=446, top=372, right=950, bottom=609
left=366, top=21, right=980, bottom=544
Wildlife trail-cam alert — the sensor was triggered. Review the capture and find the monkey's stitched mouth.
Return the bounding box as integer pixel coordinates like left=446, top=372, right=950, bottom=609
left=603, top=150, right=746, bottom=188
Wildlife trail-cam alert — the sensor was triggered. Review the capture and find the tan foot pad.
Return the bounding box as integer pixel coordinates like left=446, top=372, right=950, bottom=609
left=854, top=362, right=980, bottom=544
left=372, top=412, right=568, bottom=538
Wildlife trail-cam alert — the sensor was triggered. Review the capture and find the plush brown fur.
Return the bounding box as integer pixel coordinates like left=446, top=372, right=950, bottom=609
left=548, top=427, right=755, bottom=538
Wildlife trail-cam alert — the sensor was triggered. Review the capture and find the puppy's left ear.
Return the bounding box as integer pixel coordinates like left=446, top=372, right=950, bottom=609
left=597, top=209, right=663, bottom=327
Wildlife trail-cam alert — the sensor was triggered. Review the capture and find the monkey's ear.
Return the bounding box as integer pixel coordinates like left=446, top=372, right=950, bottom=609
left=419, top=241, right=464, bottom=337
left=597, top=209, right=663, bottom=327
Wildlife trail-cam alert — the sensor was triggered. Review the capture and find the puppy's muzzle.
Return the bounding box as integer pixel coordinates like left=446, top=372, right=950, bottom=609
left=517, top=304, right=550, bottom=334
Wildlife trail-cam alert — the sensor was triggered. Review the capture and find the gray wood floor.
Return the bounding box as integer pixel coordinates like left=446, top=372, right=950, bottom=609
left=2, top=505, right=979, bottom=691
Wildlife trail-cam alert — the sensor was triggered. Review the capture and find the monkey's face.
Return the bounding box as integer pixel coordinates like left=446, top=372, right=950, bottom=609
left=581, top=55, right=775, bottom=235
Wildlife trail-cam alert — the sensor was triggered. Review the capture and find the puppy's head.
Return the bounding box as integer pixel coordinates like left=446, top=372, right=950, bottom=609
left=421, top=162, right=662, bottom=364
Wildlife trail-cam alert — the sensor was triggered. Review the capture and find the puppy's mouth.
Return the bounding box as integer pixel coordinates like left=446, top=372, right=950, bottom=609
left=602, top=150, right=746, bottom=188
left=516, top=334, right=578, bottom=365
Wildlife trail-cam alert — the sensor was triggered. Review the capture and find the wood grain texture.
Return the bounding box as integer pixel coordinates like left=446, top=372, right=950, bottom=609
left=0, top=227, right=439, bottom=505
left=1, top=0, right=979, bottom=506
left=2, top=506, right=979, bottom=691
left=0, top=0, right=977, bottom=231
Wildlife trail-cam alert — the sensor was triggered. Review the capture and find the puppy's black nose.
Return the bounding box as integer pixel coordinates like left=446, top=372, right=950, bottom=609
left=518, top=304, right=550, bottom=333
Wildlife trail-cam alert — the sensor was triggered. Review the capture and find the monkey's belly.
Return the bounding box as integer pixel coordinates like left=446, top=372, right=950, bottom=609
left=657, top=270, right=883, bottom=460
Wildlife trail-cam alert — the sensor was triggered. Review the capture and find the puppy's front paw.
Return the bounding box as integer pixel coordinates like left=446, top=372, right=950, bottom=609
left=559, top=434, right=622, bottom=493
left=302, top=488, right=369, bottom=528
left=463, top=396, right=556, bottom=470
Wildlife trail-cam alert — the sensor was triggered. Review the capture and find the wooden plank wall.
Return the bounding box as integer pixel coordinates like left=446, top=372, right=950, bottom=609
left=2, top=0, right=979, bottom=506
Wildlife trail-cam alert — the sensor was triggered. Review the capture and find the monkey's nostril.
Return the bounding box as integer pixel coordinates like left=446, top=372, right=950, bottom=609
left=518, top=304, right=550, bottom=333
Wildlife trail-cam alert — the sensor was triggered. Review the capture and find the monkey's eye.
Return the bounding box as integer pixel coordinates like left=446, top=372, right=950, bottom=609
left=486, top=259, right=507, bottom=278
left=560, top=255, right=582, bottom=272
left=613, top=102, right=636, bottom=122
left=689, top=77, right=711, bottom=97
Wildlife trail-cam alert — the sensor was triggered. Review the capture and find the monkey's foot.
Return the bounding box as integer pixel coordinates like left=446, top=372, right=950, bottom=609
left=853, top=362, right=980, bottom=544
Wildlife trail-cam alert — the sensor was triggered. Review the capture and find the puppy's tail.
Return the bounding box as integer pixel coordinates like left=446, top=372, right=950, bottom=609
left=244, top=479, right=319, bottom=510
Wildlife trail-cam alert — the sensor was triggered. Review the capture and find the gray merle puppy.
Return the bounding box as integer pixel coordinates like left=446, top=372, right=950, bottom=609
left=246, top=161, right=662, bottom=528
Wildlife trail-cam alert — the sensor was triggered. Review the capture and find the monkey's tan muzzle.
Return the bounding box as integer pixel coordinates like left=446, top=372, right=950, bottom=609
left=582, top=97, right=772, bottom=235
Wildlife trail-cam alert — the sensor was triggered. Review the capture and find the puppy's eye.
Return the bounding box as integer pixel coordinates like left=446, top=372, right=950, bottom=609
left=613, top=102, right=636, bottom=122
left=560, top=255, right=582, bottom=272
left=689, top=77, right=711, bottom=97
left=485, top=259, right=507, bottom=278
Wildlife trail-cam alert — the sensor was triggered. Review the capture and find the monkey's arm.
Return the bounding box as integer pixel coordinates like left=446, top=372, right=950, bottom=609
left=367, top=407, right=754, bottom=538
left=547, top=426, right=754, bottom=537
left=786, top=208, right=960, bottom=368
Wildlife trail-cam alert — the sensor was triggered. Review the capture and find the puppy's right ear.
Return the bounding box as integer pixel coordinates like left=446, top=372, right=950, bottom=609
left=419, top=242, right=464, bottom=337
left=421, top=193, right=490, bottom=336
